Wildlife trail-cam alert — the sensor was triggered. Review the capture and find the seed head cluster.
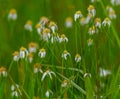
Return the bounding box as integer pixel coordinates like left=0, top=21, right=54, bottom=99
left=2, top=1, right=117, bottom=97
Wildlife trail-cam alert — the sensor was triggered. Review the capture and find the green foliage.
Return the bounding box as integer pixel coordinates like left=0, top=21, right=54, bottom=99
left=0, top=0, right=120, bottom=99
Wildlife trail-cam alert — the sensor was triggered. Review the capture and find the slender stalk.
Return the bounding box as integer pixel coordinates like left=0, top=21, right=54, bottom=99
left=75, top=22, right=78, bottom=53
left=8, top=60, right=14, bottom=72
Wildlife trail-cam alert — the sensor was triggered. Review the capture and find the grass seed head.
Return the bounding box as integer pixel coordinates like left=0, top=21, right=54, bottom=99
left=8, top=8, right=17, bottom=20
left=49, top=21, right=57, bottom=33
left=65, top=17, right=73, bottom=28
left=24, top=20, right=33, bottom=32
left=59, top=34, right=68, bottom=43
left=87, top=5, right=96, bottom=17
left=40, top=16, right=49, bottom=25
left=94, top=18, right=101, bottom=28
left=12, top=51, right=19, bottom=61
left=28, top=42, right=38, bottom=53
left=38, top=48, right=46, bottom=58
left=62, top=50, right=70, bottom=60
left=87, top=38, right=93, bottom=46
left=74, top=10, right=83, bottom=21
left=75, top=54, right=81, bottom=62
left=102, top=17, right=111, bottom=27
left=19, top=47, right=28, bottom=59
left=0, top=66, right=7, bottom=77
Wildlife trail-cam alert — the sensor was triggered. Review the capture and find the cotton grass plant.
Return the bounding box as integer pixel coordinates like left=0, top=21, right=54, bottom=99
left=0, top=0, right=120, bottom=99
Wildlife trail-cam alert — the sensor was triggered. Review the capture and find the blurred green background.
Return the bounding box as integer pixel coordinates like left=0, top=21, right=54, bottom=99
left=0, top=0, right=120, bottom=98
left=0, top=0, right=120, bottom=66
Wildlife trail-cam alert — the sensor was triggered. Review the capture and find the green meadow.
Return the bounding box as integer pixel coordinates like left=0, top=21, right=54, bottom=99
left=0, top=0, right=120, bottom=99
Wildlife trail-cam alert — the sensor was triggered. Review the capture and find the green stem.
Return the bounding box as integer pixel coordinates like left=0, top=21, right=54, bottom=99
left=8, top=60, right=14, bottom=72
left=21, top=87, right=31, bottom=99
left=75, top=22, right=78, bottom=52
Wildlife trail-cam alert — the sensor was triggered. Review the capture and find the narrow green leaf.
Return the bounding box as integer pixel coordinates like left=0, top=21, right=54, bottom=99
left=57, top=72, right=86, bottom=95
left=0, top=78, right=5, bottom=99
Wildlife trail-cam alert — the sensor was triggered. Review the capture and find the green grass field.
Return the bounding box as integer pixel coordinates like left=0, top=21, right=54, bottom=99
left=0, top=0, right=120, bottom=99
